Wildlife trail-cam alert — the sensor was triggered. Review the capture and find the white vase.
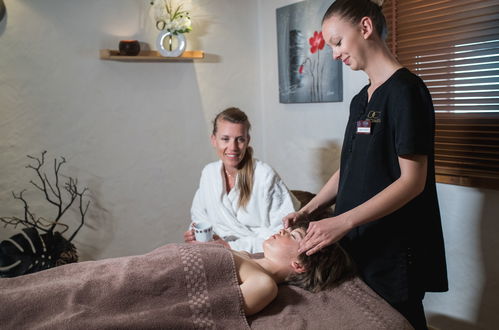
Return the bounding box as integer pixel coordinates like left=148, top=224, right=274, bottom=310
left=156, top=31, right=186, bottom=57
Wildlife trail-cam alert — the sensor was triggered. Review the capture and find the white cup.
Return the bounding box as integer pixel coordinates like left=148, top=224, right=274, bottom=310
left=192, top=222, right=213, bottom=242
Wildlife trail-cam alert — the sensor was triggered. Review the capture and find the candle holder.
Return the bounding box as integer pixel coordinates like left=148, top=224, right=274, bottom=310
left=119, top=40, right=141, bottom=56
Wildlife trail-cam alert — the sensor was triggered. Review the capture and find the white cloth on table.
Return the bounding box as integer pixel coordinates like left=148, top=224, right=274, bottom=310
left=191, top=160, right=299, bottom=253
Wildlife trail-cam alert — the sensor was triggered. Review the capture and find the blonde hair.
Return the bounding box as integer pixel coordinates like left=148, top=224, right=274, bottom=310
left=212, top=107, right=254, bottom=209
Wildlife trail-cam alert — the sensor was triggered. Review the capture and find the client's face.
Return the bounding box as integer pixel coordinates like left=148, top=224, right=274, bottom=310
left=211, top=119, right=250, bottom=171
left=263, top=228, right=306, bottom=262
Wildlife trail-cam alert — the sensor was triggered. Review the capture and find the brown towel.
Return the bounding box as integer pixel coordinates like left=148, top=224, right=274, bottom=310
left=0, top=243, right=249, bottom=330
left=1, top=243, right=413, bottom=329
left=249, top=277, right=414, bottom=330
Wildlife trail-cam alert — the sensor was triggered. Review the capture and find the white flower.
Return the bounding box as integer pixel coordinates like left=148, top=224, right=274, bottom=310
left=150, top=0, right=192, bottom=33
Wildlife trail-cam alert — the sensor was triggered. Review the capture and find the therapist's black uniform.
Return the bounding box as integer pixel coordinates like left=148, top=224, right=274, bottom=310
left=335, top=68, right=448, bottom=330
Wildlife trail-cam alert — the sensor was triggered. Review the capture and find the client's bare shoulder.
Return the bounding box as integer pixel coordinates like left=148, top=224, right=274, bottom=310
left=231, top=250, right=278, bottom=316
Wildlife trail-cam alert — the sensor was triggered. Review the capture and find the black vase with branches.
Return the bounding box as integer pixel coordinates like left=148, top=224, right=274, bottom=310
left=0, top=151, right=90, bottom=277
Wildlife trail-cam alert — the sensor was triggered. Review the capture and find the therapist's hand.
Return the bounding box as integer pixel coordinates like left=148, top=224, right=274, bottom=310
left=282, top=211, right=308, bottom=229
left=298, top=216, right=351, bottom=256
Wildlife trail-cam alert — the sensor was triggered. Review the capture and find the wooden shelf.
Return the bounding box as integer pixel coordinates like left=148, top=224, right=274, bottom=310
left=99, top=49, right=204, bottom=61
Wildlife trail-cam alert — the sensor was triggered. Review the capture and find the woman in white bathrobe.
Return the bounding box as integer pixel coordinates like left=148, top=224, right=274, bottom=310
left=184, top=107, right=299, bottom=253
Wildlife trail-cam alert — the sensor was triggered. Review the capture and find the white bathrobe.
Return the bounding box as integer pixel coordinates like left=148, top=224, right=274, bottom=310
left=191, top=160, right=299, bottom=253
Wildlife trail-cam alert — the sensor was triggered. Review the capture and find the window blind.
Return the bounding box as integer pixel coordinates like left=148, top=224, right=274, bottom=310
left=383, top=0, right=499, bottom=189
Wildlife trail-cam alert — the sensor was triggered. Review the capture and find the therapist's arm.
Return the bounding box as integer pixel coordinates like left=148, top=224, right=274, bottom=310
left=302, top=168, right=341, bottom=215
left=299, top=154, right=427, bottom=255
left=283, top=169, right=340, bottom=228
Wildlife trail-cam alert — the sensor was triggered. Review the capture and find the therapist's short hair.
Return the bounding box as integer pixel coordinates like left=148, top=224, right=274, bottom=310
left=285, top=219, right=356, bottom=292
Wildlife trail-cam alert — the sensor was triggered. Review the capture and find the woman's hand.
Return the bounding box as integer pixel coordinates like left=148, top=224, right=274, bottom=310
left=183, top=228, right=196, bottom=243
left=282, top=211, right=308, bottom=229
left=298, top=216, right=351, bottom=256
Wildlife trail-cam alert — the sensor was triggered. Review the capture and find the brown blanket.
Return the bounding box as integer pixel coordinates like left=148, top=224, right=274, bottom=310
left=0, top=243, right=249, bottom=330
left=250, top=277, right=413, bottom=330
left=0, top=243, right=412, bottom=329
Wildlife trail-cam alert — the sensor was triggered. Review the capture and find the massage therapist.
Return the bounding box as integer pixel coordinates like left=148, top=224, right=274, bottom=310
left=184, top=107, right=299, bottom=253
left=283, top=1, right=448, bottom=329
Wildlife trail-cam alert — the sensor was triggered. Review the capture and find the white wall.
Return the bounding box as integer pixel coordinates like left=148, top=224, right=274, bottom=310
left=424, top=184, right=499, bottom=330
left=1, top=0, right=498, bottom=328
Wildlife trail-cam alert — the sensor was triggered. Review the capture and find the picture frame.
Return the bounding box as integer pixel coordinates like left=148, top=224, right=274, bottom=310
left=0, top=0, right=5, bottom=22
left=276, top=0, right=343, bottom=103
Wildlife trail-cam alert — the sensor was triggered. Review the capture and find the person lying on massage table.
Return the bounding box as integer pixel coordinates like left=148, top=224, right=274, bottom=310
left=0, top=219, right=355, bottom=322
left=221, top=218, right=355, bottom=315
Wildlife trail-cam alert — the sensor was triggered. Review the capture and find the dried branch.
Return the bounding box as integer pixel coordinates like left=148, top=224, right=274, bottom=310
left=0, top=190, right=41, bottom=230
left=27, top=151, right=59, bottom=208
left=0, top=151, right=90, bottom=241
left=0, top=190, right=71, bottom=233
left=68, top=188, right=90, bottom=242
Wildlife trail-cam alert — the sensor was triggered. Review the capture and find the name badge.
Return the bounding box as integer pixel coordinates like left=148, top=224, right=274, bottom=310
left=356, top=120, right=371, bottom=134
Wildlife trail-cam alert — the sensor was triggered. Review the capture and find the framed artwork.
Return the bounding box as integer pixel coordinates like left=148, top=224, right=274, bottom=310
left=276, top=0, right=342, bottom=103
left=0, top=0, right=5, bottom=22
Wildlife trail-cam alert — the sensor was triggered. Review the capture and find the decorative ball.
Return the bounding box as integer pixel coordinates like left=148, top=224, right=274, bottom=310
left=119, top=40, right=141, bottom=56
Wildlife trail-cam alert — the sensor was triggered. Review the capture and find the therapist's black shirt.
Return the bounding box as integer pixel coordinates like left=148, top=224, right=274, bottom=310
left=336, top=68, right=448, bottom=303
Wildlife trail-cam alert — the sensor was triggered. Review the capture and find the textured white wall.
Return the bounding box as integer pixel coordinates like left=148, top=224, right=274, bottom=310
left=424, top=184, right=499, bottom=329
left=0, top=0, right=262, bottom=260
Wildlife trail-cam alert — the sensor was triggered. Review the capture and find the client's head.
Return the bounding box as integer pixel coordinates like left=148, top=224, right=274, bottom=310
left=285, top=219, right=355, bottom=293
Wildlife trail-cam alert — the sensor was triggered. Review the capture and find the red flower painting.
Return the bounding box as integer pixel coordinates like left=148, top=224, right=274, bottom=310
left=277, top=1, right=343, bottom=103
left=299, top=31, right=326, bottom=101
left=309, top=31, right=325, bottom=54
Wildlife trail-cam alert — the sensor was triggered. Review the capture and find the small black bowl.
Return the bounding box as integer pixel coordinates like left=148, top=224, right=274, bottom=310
left=119, top=40, right=141, bottom=56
